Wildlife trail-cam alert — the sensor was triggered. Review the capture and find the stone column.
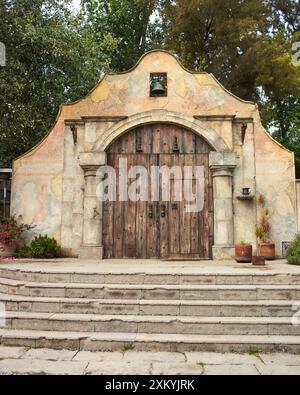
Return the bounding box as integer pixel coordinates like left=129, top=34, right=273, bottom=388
left=79, top=153, right=106, bottom=260
left=209, top=152, right=237, bottom=260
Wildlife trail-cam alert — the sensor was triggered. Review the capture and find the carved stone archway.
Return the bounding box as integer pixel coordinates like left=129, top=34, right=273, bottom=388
left=78, top=110, right=237, bottom=260
left=93, top=110, right=230, bottom=153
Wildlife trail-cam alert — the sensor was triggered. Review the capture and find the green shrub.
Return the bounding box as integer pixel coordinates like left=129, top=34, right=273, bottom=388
left=287, top=235, right=300, bottom=266
left=15, top=235, right=62, bottom=259
left=30, top=235, right=61, bottom=259
left=16, top=246, right=32, bottom=258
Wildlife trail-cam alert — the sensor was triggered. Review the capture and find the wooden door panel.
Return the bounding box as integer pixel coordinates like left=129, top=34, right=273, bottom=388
left=113, top=156, right=125, bottom=258
left=123, top=154, right=136, bottom=258
left=147, top=155, right=159, bottom=258
left=135, top=154, right=149, bottom=259
left=103, top=124, right=213, bottom=259
left=169, top=154, right=181, bottom=257
left=159, top=154, right=173, bottom=258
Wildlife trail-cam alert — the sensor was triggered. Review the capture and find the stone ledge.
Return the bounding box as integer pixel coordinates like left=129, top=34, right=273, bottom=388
left=81, top=116, right=128, bottom=123
left=79, top=152, right=106, bottom=168
left=78, top=246, right=104, bottom=260
left=194, top=115, right=235, bottom=122
left=209, top=152, right=237, bottom=168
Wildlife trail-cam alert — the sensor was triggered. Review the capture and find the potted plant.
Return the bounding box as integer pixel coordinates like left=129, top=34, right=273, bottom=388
left=235, top=241, right=253, bottom=263
left=255, top=207, right=275, bottom=260
left=0, top=216, right=33, bottom=258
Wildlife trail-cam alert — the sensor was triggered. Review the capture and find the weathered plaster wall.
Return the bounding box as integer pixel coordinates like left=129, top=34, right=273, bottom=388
left=59, top=51, right=255, bottom=124
left=11, top=120, right=64, bottom=244
left=11, top=50, right=297, bottom=258
left=254, top=114, right=297, bottom=256
left=297, top=180, right=300, bottom=233
left=232, top=121, right=257, bottom=250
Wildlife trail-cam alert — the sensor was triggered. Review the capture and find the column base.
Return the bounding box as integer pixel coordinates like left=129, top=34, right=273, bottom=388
left=212, top=246, right=235, bottom=260
left=78, top=245, right=104, bottom=260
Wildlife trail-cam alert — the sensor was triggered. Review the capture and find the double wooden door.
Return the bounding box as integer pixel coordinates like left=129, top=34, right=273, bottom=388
left=103, top=124, right=213, bottom=259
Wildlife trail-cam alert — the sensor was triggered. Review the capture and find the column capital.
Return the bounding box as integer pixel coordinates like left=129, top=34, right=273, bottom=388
left=79, top=152, right=107, bottom=169
left=82, top=166, right=99, bottom=178
left=209, top=151, right=237, bottom=172
left=211, top=168, right=235, bottom=178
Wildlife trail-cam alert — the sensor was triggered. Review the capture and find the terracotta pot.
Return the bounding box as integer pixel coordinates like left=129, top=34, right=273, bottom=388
left=235, top=245, right=253, bottom=263
left=0, top=242, right=17, bottom=258
left=259, top=243, right=275, bottom=260
left=252, top=256, right=266, bottom=266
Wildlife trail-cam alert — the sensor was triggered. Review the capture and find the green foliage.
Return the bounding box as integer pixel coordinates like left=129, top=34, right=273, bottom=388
left=287, top=235, right=300, bottom=266
left=255, top=226, right=267, bottom=242
left=239, top=241, right=251, bottom=246
left=248, top=346, right=261, bottom=355
left=271, top=99, right=300, bottom=177
left=29, top=235, right=62, bottom=259
left=81, top=0, right=161, bottom=71
left=0, top=0, right=299, bottom=173
left=0, top=0, right=118, bottom=167
left=121, top=343, right=135, bottom=353
left=256, top=197, right=273, bottom=243
left=15, top=245, right=32, bottom=258
left=160, top=0, right=300, bottom=171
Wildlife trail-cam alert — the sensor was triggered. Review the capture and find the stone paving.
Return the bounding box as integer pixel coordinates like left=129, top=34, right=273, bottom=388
left=2, top=258, right=299, bottom=275
left=0, top=346, right=300, bottom=375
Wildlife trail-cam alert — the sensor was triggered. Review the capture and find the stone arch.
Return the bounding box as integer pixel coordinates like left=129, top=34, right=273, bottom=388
left=79, top=110, right=236, bottom=260
left=93, top=110, right=230, bottom=153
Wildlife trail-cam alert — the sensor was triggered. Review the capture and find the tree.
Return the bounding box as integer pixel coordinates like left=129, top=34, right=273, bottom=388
left=0, top=0, right=118, bottom=167
left=160, top=0, right=300, bottom=175
left=81, top=0, right=161, bottom=71
left=1, top=0, right=299, bottom=176
left=270, top=0, right=300, bottom=35
left=272, top=99, right=300, bottom=176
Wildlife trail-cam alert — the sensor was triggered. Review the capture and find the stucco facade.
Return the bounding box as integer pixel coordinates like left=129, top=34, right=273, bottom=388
left=11, top=50, right=298, bottom=259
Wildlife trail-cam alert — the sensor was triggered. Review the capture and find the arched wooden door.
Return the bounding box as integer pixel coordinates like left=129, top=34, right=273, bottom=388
left=103, top=124, right=214, bottom=259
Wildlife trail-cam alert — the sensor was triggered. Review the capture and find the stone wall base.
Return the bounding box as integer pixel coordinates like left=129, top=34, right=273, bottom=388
left=212, top=246, right=235, bottom=260
left=78, top=245, right=104, bottom=260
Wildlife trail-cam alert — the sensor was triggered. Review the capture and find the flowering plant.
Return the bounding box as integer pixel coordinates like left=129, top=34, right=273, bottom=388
left=255, top=196, right=273, bottom=243
left=0, top=217, right=34, bottom=245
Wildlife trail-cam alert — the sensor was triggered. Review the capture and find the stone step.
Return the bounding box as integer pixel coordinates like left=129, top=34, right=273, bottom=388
left=1, top=277, right=300, bottom=300
left=0, top=293, right=297, bottom=317
left=2, top=311, right=300, bottom=336
left=1, top=329, right=300, bottom=353
left=1, top=267, right=300, bottom=285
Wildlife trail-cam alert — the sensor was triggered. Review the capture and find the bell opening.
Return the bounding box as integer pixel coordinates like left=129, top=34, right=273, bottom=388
left=150, top=73, right=167, bottom=97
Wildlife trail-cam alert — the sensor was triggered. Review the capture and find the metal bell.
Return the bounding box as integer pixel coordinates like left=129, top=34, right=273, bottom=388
left=151, top=80, right=166, bottom=95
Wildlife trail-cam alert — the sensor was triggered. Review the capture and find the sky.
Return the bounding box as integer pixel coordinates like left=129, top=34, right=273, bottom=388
left=72, top=0, right=81, bottom=9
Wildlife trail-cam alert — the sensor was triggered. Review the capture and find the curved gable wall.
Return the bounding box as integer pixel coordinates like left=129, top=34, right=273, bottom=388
left=11, top=50, right=297, bottom=258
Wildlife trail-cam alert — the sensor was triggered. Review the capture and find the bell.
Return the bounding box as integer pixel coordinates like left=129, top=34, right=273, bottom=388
left=151, top=80, right=166, bottom=96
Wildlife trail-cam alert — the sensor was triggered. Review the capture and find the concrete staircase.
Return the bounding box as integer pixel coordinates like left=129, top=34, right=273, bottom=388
left=0, top=264, right=300, bottom=353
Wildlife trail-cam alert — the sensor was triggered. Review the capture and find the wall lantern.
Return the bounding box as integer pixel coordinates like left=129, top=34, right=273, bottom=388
left=242, top=188, right=251, bottom=196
